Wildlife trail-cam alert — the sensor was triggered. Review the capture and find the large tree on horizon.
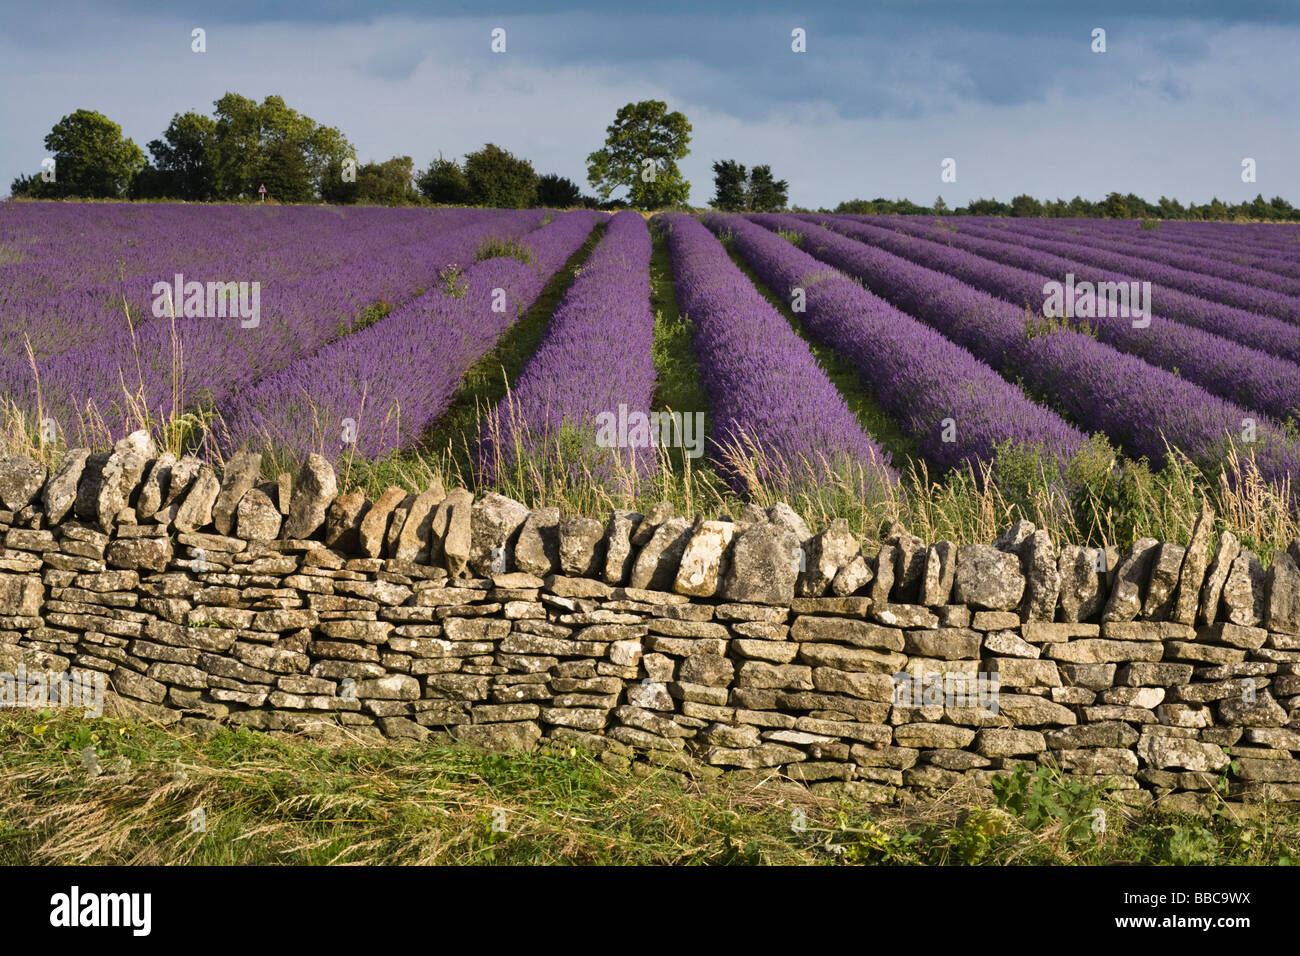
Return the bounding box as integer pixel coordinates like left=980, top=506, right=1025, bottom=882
left=11, top=109, right=144, bottom=199
left=586, top=100, right=691, bottom=209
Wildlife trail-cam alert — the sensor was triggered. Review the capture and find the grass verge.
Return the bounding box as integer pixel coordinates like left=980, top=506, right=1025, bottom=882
left=1, top=708, right=1297, bottom=865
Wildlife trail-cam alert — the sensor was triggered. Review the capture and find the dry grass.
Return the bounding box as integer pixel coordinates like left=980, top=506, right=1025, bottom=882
left=2, top=706, right=1297, bottom=866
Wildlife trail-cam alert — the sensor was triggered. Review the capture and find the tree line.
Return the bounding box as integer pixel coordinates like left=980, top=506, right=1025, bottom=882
left=11, top=95, right=1293, bottom=221
left=820, top=192, right=1300, bottom=222
left=8, top=95, right=708, bottom=210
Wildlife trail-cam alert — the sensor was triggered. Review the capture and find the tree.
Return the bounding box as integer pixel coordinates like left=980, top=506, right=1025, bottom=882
left=834, top=199, right=877, bottom=214
left=1267, top=196, right=1295, bottom=220
left=147, top=111, right=217, bottom=200
left=586, top=100, right=692, bottom=209
left=747, top=165, right=788, bottom=212
left=536, top=173, right=582, bottom=207
left=711, top=159, right=747, bottom=211
left=1009, top=194, right=1043, bottom=217
left=417, top=155, right=471, bottom=204
left=933, top=195, right=949, bottom=214
left=966, top=197, right=1011, bottom=216
left=463, top=143, right=537, bottom=208
left=19, top=109, right=145, bottom=198
left=1102, top=192, right=1130, bottom=219
left=1156, top=195, right=1185, bottom=219
left=349, top=156, right=419, bottom=205
left=1067, top=195, right=1096, bottom=217
left=207, top=93, right=352, bottom=201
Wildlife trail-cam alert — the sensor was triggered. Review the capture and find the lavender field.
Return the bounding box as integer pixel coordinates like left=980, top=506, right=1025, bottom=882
left=1, top=200, right=1297, bottom=528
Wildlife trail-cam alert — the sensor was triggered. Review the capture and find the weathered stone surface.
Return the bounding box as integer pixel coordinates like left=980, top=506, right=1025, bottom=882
left=73, top=451, right=111, bottom=522
left=105, top=536, right=173, bottom=573
left=629, top=517, right=693, bottom=591
left=903, top=628, right=982, bottom=659
left=602, top=510, right=642, bottom=585
left=630, top=501, right=673, bottom=547
left=172, top=464, right=221, bottom=533
left=1218, top=691, right=1288, bottom=727
left=1140, top=543, right=1186, bottom=621
left=974, top=728, right=1046, bottom=757
left=986, top=657, right=1061, bottom=688
left=1170, top=506, right=1214, bottom=626
left=889, top=531, right=927, bottom=603
left=395, top=481, right=446, bottom=562
left=1019, top=531, right=1060, bottom=622
left=678, top=654, right=735, bottom=687
left=919, top=541, right=956, bottom=607
left=284, top=454, right=337, bottom=540
left=43, top=448, right=90, bottom=524
left=439, top=488, right=474, bottom=578
left=134, top=452, right=176, bottom=520
left=1222, top=549, right=1265, bottom=627
left=766, top=502, right=810, bottom=542
left=154, top=456, right=202, bottom=525
left=830, top=552, right=873, bottom=597
left=324, top=490, right=367, bottom=552
left=454, top=721, right=542, bottom=752
left=674, top=520, right=734, bottom=598
left=894, top=723, right=975, bottom=749
left=1044, top=639, right=1163, bottom=664
left=377, top=493, right=412, bottom=558
left=1198, top=530, right=1239, bottom=626
left=93, top=430, right=156, bottom=531
left=994, top=519, right=1036, bottom=554
left=952, top=544, right=1024, bottom=611
left=235, top=488, right=281, bottom=542
left=1136, top=733, right=1230, bottom=772
left=358, top=486, right=405, bottom=558
left=1102, top=537, right=1159, bottom=623
left=0, top=456, right=47, bottom=511
left=211, top=451, right=262, bottom=536
left=514, top=507, right=559, bottom=577
left=790, top=616, right=903, bottom=651
left=718, top=522, right=801, bottom=606
left=797, top=519, right=857, bottom=598
left=469, top=493, right=530, bottom=577
left=867, top=545, right=897, bottom=605
left=0, top=574, right=42, bottom=616
left=559, top=515, right=606, bottom=578
left=1265, top=551, right=1300, bottom=636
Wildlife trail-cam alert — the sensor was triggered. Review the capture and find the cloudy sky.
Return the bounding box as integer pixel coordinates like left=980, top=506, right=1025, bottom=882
left=1, top=0, right=1297, bottom=207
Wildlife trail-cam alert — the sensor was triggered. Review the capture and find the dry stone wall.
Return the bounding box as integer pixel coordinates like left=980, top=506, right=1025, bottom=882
left=4, top=432, right=1300, bottom=810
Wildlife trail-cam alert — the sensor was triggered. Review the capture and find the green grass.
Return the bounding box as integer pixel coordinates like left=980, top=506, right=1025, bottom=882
left=475, top=236, right=534, bottom=264
left=644, top=219, right=732, bottom=510
left=1, top=708, right=1297, bottom=865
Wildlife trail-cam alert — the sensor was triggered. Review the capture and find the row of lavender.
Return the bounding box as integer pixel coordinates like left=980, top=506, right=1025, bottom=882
left=0, top=204, right=474, bottom=355
left=750, top=214, right=1300, bottom=488
left=811, top=214, right=1300, bottom=421
left=477, top=210, right=659, bottom=484
left=3, top=201, right=1298, bottom=507
left=221, top=210, right=602, bottom=462
left=0, top=206, right=549, bottom=449
left=953, top=216, right=1300, bottom=287
left=702, top=213, right=1086, bottom=473
left=659, top=213, right=897, bottom=494
left=848, top=215, right=1300, bottom=365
